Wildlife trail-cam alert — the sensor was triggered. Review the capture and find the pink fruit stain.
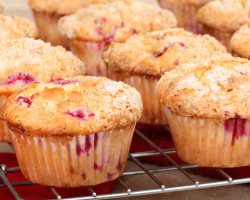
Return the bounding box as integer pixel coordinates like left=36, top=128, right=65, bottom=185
left=179, top=42, right=186, bottom=47
left=107, top=173, right=113, bottom=180
left=94, top=163, right=101, bottom=170
left=104, top=35, right=115, bottom=43
left=94, top=134, right=99, bottom=149
left=95, top=17, right=107, bottom=25
left=66, top=109, right=95, bottom=121
left=49, top=77, right=77, bottom=85
left=224, top=114, right=248, bottom=146
left=174, top=60, right=179, bottom=66
left=16, top=96, right=34, bottom=107
left=67, top=144, right=72, bottom=162
left=82, top=173, right=86, bottom=180
left=76, top=135, right=93, bottom=156
left=3, top=73, right=36, bottom=86
left=154, top=44, right=173, bottom=57
left=131, top=29, right=137, bottom=34
left=117, top=157, right=123, bottom=171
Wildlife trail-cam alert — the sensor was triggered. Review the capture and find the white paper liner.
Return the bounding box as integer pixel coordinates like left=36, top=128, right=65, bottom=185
left=9, top=123, right=135, bottom=187
left=157, top=0, right=204, bottom=34
left=69, top=40, right=108, bottom=77
left=109, top=71, right=168, bottom=125
left=165, top=108, right=250, bottom=167
left=33, top=11, right=69, bottom=49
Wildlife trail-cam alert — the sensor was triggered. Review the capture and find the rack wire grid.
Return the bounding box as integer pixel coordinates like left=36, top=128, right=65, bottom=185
left=1, top=126, right=250, bottom=200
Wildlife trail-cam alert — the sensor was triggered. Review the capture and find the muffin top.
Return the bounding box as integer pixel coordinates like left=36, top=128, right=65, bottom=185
left=160, top=0, right=211, bottom=6
left=196, top=0, right=250, bottom=33
left=103, top=28, right=227, bottom=76
left=231, top=23, right=250, bottom=58
left=58, top=1, right=177, bottom=42
left=156, top=53, right=250, bottom=119
left=29, top=0, right=122, bottom=15
left=0, top=38, right=85, bottom=96
left=1, top=76, right=143, bottom=136
left=0, top=14, right=38, bottom=40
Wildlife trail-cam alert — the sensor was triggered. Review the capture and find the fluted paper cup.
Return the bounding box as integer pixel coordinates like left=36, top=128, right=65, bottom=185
left=33, top=11, right=69, bottom=49
left=9, top=123, right=135, bottom=187
left=110, top=71, right=168, bottom=125
left=0, top=95, right=10, bottom=142
left=165, top=108, right=250, bottom=167
left=69, top=40, right=108, bottom=77
left=157, top=0, right=204, bottom=34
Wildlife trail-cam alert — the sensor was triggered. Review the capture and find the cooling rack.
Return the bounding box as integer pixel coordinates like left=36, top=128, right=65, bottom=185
left=1, top=127, right=250, bottom=200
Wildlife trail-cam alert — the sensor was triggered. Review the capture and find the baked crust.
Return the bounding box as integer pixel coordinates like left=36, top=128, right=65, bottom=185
left=156, top=53, right=250, bottom=119
left=0, top=38, right=85, bottom=95
left=103, top=28, right=227, bottom=76
left=196, top=0, right=250, bottom=33
left=58, top=1, right=177, bottom=42
left=29, top=0, right=122, bottom=15
left=231, top=23, right=250, bottom=59
left=0, top=14, right=38, bottom=40
left=1, top=76, right=143, bottom=136
left=159, top=0, right=211, bottom=6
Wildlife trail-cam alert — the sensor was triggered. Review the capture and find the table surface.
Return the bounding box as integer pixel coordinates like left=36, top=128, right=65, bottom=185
left=0, top=0, right=250, bottom=200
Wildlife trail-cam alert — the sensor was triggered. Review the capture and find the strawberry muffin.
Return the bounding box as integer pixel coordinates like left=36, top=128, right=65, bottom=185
left=58, top=0, right=177, bottom=77
left=0, top=76, right=142, bottom=187
left=103, top=28, right=227, bottom=124
left=0, top=38, right=84, bottom=142
left=231, top=23, right=250, bottom=58
left=157, top=0, right=211, bottom=34
left=157, top=54, right=250, bottom=167
left=29, top=0, right=120, bottom=49
left=196, top=0, right=250, bottom=52
left=0, top=14, right=38, bottom=41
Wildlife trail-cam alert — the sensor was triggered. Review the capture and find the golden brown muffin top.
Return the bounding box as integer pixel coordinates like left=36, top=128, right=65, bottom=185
left=1, top=76, right=143, bottom=136
left=196, top=0, right=250, bottom=33
left=231, top=23, right=250, bottom=58
left=58, top=1, right=177, bottom=42
left=29, top=0, right=121, bottom=15
left=0, top=14, right=38, bottom=40
left=103, top=28, right=227, bottom=76
left=0, top=38, right=85, bottom=96
left=156, top=53, right=250, bottom=119
left=159, top=0, right=212, bottom=6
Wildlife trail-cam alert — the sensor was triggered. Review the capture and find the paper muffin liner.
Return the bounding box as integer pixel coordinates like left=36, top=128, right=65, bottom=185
left=165, top=108, right=250, bottom=168
left=9, top=123, right=135, bottom=187
left=202, top=25, right=233, bottom=53
left=109, top=71, right=168, bottom=125
left=32, top=11, right=69, bottom=49
left=157, top=0, right=204, bottom=34
left=0, top=95, right=11, bottom=142
left=69, top=40, right=108, bottom=77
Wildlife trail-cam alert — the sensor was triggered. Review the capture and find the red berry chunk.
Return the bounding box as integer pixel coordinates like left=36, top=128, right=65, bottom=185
left=49, top=77, right=77, bottom=86
left=3, top=73, right=36, bottom=86
left=16, top=96, right=33, bottom=107
left=66, top=109, right=95, bottom=121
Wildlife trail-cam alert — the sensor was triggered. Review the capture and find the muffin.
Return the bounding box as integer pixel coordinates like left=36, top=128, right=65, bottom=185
left=103, top=28, right=227, bottom=125
left=0, top=38, right=84, bottom=142
left=157, top=0, right=211, bottom=34
left=29, top=0, right=121, bottom=49
left=0, top=76, right=143, bottom=187
left=58, top=0, right=177, bottom=77
left=156, top=54, right=250, bottom=167
left=196, top=0, right=250, bottom=52
left=231, top=23, right=250, bottom=58
left=0, top=14, right=38, bottom=41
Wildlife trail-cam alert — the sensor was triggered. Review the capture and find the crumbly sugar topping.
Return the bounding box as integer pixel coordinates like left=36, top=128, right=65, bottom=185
left=0, top=38, right=85, bottom=95
left=1, top=76, right=143, bottom=136
left=0, top=14, right=38, bottom=40
left=156, top=53, right=250, bottom=119
left=29, top=0, right=123, bottom=15
left=160, top=0, right=212, bottom=6
left=231, top=23, right=250, bottom=58
left=103, top=28, right=227, bottom=76
left=58, top=1, right=177, bottom=42
left=196, top=0, right=250, bottom=32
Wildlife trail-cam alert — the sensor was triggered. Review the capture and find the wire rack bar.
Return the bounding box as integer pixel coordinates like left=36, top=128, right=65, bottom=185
left=86, top=187, right=97, bottom=197
left=129, top=148, right=176, bottom=158
left=48, top=187, right=62, bottom=200
left=0, top=165, right=22, bottom=200
left=118, top=178, right=131, bottom=194
left=128, top=153, right=165, bottom=190
left=121, top=164, right=199, bottom=176
left=0, top=181, right=34, bottom=187
left=135, top=129, right=199, bottom=186
left=214, top=168, right=233, bottom=183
